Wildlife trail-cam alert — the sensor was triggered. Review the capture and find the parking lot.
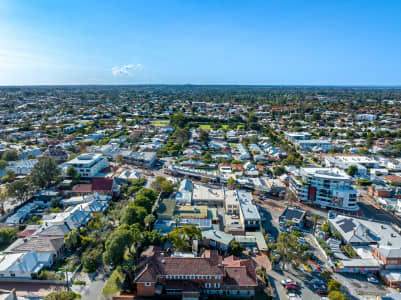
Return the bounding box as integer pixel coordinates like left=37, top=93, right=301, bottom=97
left=333, top=273, right=389, bottom=299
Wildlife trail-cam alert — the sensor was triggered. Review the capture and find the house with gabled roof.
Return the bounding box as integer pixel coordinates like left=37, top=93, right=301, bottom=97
left=134, top=247, right=257, bottom=299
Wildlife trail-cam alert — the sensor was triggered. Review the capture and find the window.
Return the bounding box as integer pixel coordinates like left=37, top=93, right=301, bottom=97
left=166, top=275, right=171, bottom=279
left=205, top=283, right=211, bottom=288
left=206, top=275, right=211, bottom=279
left=190, top=275, right=195, bottom=279
left=214, top=283, right=220, bottom=288
left=214, top=275, right=221, bottom=279
left=183, top=275, right=187, bottom=279
left=144, top=282, right=152, bottom=286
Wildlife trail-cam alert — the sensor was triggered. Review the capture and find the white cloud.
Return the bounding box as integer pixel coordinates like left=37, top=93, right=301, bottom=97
left=111, top=64, right=143, bottom=76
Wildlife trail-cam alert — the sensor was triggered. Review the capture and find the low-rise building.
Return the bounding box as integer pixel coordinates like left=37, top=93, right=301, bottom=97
left=134, top=248, right=257, bottom=298
left=63, top=153, right=108, bottom=178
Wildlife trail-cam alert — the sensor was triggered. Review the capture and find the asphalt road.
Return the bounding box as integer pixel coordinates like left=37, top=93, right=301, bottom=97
left=71, top=272, right=107, bottom=300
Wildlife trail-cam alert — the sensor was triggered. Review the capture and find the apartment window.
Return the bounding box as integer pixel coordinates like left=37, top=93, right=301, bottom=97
left=190, top=275, right=195, bottom=279
left=206, top=275, right=211, bottom=279
left=205, top=283, right=211, bottom=288
left=214, top=275, right=221, bottom=279
left=144, top=282, right=152, bottom=286
left=183, top=275, right=187, bottom=279
left=214, top=283, right=220, bottom=288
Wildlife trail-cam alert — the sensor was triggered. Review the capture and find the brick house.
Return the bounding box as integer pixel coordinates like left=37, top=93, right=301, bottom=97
left=134, top=248, right=257, bottom=299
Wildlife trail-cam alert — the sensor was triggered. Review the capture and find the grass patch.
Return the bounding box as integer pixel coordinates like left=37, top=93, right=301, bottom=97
left=151, top=120, right=170, bottom=127
left=102, top=267, right=125, bottom=296
left=237, top=124, right=245, bottom=130
left=156, top=199, right=176, bottom=218
left=198, top=124, right=212, bottom=130
left=220, top=124, right=230, bottom=130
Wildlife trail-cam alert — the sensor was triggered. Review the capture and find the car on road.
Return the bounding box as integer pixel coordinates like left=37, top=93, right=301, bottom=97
left=311, top=278, right=324, bottom=285
left=315, top=289, right=328, bottom=295
left=281, top=278, right=296, bottom=286
left=367, top=276, right=379, bottom=283
left=285, top=284, right=299, bottom=291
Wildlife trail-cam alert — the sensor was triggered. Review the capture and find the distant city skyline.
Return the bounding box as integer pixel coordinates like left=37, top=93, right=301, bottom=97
left=1, top=0, right=401, bottom=86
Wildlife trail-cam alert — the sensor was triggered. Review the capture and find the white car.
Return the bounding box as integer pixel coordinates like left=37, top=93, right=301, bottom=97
left=367, top=276, right=379, bottom=283
left=281, top=278, right=296, bottom=286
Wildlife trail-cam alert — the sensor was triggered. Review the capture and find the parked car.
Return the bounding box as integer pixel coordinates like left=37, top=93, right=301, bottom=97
left=285, top=284, right=299, bottom=291
left=315, top=289, right=328, bottom=295
left=367, top=276, right=379, bottom=283
left=281, top=278, right=296, bottom=286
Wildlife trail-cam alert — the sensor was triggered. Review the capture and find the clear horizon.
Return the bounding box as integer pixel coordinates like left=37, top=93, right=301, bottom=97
left=1, top=0, right=401, bottom=86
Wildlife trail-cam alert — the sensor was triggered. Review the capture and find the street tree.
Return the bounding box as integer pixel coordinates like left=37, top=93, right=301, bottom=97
left=30, top=157, right=60, bottom=188
left=7, top=178, right=34, bottom=204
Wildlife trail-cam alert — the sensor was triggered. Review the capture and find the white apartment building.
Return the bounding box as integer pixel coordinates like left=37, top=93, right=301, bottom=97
left=64, top=153, right=108, bottom=178
left=295, top=139, right=334, bottom=152
left=284, top=132, right=312, bottom=143
left=324, top=155, right=379, bottom=177
left=290, top=167, right=359, bottom=211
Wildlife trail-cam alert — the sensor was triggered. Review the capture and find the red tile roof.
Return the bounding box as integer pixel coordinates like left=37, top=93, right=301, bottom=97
left=92, top=178, right=114, bottom=191
left=72, top=184, right=92, bottom=193
left=17, top=228, right=37, bottom=238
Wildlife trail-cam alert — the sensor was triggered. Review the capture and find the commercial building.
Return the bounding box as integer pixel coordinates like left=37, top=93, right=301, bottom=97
left=237, top=190, right=261, bottom=230
left=284, top=132, right=312, bottom=143
left=63, top=153, right=108, bottom=178
left=122, top=151, right=157, bottom=168
left=192, top=184, right=225, bottom=207
left=290, top=167, right=358, bottom=211
left=329, top=215, right=401, bottom=268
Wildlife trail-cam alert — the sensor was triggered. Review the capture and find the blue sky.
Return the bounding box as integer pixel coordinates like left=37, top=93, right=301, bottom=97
left=1, top=0, right=401, bottom=85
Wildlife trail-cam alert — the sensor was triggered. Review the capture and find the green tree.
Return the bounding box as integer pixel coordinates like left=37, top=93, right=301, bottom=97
left=328, top=279, right=341, bottom=292
left=64, top=229, right=81, bottom=249
left=276, top=232, right=307, bottom=270
left=151, top=176, right=174, bottom=195
left=144, top=214, right=156, bottom=231
left=321, top=222, right=330, bottom=233
left=0, top=160, right=8, bottom=169
left=0, top=228, right=17, bottom=250
left=2, top=150, right=18, bottom=162
left=170, top=113, right=187, bottom=128
left=328, top=291, right=346, bottom=300
left=133, top=195, right=154, bottom=213
left=227, top=177, right=237, bottom=190
left=228, top=240, right=243, bottom=256
left=120, top=204, right=147, bottom=225
left=30, top=157, right=60, bottom=188
left=103, top=226, right=134, bottom=267
left=7, top=178, right=34, bottom=203
left=1, top=169, right=15, bottom=183
left=67, top=166, right=80, bottom=182
left=44, top=291, right=79, bottom=300
left=82, top=247, right=102, bottom=273
left=136, top=188, right=158, bottom=202
left=347, top=165, right=358, bottom=177
left=167, top=225, right=201, bottom=251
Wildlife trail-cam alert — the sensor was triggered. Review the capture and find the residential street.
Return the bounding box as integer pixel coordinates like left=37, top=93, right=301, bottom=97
left=71, top=272, right=107, bottom=300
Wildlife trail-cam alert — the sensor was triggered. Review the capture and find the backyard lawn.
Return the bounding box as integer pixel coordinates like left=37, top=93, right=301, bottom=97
left=151, top=120, right=170, bottom=127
